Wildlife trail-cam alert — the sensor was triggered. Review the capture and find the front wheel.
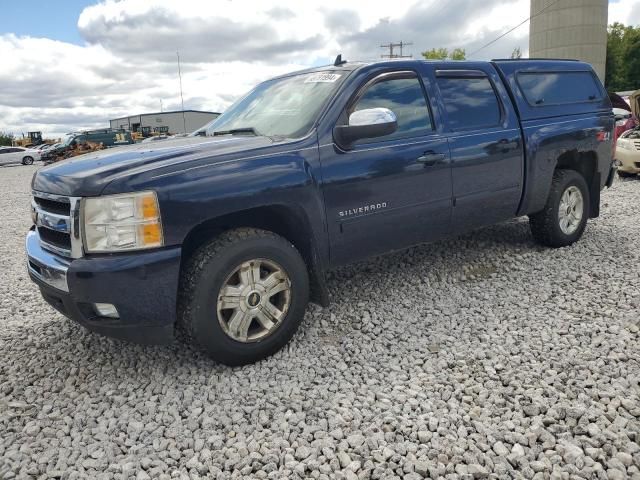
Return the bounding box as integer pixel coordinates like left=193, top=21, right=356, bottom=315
left=22, top=156, right=34, bottom=165
left=529, top=169, right=589, bottom=248
left=178, top=228, right=309, bottom=366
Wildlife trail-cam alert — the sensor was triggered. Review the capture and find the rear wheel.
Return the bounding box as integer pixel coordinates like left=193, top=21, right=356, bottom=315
left=22, top=156, right=34, bottom=165
left=178, top=228, right=309, bottom=366
left=529, top=169, right=589, bottom=248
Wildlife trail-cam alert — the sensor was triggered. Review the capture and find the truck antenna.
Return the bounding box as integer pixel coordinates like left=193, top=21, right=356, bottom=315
left=177, top=50, right=187, bottom=134
left=334, top=54, right=347, bottom=66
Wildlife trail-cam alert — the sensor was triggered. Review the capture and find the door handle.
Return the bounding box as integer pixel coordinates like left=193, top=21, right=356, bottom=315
left=416, top=152, right=446, bottom=166
left=498, top=139, right=519, bottom=151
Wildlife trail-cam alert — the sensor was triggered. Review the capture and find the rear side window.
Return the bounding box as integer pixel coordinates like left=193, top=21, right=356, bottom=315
left=517, top=71, right=602, bottom=106
left=436, top=75, right=501, bottom=130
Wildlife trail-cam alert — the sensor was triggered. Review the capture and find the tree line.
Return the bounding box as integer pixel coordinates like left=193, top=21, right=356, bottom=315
left=605, top=23, right=640, bottom=92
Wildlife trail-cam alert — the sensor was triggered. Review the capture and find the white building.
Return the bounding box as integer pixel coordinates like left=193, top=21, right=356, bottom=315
left=109, top=110, right=220, bottom=135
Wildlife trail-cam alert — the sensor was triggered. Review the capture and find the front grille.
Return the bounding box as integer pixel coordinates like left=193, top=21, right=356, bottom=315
left=634, top=141, right=640, bottom=151
left=33, top=196, right=70, bottom=216
left=38, top=227, right=72, bottom=250
left=32, top=192, right=81, bottom=258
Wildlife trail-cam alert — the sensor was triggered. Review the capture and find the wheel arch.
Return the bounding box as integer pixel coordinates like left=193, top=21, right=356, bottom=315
left=555, top=149, right=600, bottom=218
left=180, top=204, right=329, bottom=307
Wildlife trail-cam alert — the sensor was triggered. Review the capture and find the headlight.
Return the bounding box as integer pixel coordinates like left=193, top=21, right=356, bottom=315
left=617, top=139, right=632, bottom=150
left=82, top=191, right=163, bottom=252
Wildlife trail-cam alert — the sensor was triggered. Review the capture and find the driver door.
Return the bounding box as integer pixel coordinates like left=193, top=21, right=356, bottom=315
left=319, top=69, right=452, bottom=265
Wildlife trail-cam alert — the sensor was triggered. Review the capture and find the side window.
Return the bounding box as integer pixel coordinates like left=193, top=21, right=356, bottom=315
left=351, top=74, right=433, bottom=141
left=436, top=74, right=501, bottom=130
left=517, top=71, right=602, bottom=106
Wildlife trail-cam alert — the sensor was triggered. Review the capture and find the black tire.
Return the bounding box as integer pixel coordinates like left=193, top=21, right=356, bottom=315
left=529, top=169, right=590, bottom=248
left=617, top=170, right=636, bottom=178
left=22, top=156, right=34, bottom=165
left=178, top=228, right=309, bottom=366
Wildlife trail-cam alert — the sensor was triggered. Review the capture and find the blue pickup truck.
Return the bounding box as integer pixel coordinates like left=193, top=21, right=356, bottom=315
left=27, top=58, right=615, bottom=365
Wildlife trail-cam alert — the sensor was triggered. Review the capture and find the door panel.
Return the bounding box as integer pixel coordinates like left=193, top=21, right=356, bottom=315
left=435, top=68, right=524, bottom=233
left=318, top=69, right=452, bottom=265
left=320, top=137, right=451, bottom=264
left=0, top=150, right=10, bottom=165
left=448, top=129, right=523, bottom=230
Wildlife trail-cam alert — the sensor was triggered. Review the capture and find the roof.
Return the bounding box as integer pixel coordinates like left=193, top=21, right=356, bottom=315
left=110, top=110, right=221, bottom=122
left=268, top=57, right=597, bottom=82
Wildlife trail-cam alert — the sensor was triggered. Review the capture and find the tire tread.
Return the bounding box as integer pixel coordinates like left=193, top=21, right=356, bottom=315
left=529, top=169, right=589, bottom=248
left=177, top=227, right=308, bottom=365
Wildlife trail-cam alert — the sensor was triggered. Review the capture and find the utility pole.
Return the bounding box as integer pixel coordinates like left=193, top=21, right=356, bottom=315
left=176, top=50, right=187, bottom=134
left=160, top=99, right=163, bottom=113
left=380, top=41, right=413, bottom=59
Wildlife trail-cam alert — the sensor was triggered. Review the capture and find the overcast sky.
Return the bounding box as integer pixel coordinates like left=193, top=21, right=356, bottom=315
left=1, top=0, right=639, bottom=139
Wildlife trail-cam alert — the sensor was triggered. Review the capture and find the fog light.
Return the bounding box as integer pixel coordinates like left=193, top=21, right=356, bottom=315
left=94, top=303, right=119, bottom=319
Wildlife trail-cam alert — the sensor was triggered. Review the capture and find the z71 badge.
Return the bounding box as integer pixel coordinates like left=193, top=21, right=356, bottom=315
left=339, top=202, right=388, bottom=218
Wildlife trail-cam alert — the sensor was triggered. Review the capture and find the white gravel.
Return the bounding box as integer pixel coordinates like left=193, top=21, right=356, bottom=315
left=1, top=164, right=639, bottom=480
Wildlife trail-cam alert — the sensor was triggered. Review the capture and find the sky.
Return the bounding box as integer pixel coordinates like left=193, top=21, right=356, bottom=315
left=1, top=0, right=639, bottom=139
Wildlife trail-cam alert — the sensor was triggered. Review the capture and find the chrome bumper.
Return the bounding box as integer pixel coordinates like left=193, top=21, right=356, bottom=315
left=26, top=229, right=71, bottom=292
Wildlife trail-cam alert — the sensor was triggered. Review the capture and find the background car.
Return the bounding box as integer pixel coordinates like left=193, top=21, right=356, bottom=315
left=615, top=128, right=640, bottom=178
left=613, top=107, right=637, bottom=139
left=0, top=146, right=41, bottom=166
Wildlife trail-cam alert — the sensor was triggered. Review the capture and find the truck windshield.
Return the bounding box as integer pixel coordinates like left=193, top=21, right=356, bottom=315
left=202, top=71, right=345, bottom=139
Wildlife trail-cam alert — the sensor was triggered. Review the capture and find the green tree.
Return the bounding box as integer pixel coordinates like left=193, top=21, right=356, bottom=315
left=421, top=47, right=466, bottom=61
left=511, top=47, right=522, bottom=59
left=450, top=48, right=466, bottom=60
left=622, top=27, right=640, bottom=91
left=605, top=22, right=640, bottom=91
left=421, top=48, right=449, bottom=60
left=0, top=132, right=14, bottom=147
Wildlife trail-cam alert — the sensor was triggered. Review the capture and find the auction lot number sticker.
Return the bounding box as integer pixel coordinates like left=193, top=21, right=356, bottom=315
left=305, top=73, right=342, bottom=83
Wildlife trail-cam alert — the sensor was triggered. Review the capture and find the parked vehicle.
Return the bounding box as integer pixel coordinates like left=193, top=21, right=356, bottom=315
left=0, top=146, right=41, bottom=166
left=13, top=131, right=43, bottom=148
left=42, top=129, right=133, bottom=162
left=615, top=128, right=640, bottom=177
left=613, top=108, right=637, bottom=139
left=26, top=58, right=615, bottom=365
left=32, top=144, right=52, bottom=151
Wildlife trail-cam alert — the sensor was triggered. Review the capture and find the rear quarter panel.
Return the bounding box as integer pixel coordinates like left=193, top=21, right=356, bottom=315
left=493, top=60, right=614, bottom=215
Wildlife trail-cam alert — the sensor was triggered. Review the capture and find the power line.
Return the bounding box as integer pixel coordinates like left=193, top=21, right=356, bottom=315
left=381, top=41, right=413, bottom=59
left=468, top=0, right=562, bottom=58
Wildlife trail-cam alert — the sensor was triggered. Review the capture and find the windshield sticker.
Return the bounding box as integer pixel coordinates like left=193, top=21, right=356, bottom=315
left=304, top=73, right=342, bottom=83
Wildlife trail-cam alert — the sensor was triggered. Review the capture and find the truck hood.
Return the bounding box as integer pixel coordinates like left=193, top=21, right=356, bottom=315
left=32, top=135, right=275, bottom=196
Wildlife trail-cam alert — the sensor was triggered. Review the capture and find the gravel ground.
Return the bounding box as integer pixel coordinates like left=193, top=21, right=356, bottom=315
left=1, top=164, right=639, bottom=480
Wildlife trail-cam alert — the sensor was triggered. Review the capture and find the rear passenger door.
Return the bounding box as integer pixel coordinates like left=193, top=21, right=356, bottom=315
left=435, top=67, right=524, bottom=233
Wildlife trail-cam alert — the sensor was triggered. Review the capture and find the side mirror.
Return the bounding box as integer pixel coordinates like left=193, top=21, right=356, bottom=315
left=334, top=108, right=398, bottom=149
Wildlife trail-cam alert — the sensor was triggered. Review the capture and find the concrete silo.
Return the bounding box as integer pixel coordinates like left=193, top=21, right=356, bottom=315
left=529, top=0, right=608, bottom=81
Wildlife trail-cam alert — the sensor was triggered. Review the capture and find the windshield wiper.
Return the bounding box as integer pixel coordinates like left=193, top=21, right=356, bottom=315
left=213, top=127, right=261, bottom=136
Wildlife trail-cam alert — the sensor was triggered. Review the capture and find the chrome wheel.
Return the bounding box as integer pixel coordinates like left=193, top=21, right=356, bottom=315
left=558, top=186, right=584, bottom=235
left=216, top=258, right=291, bottom=343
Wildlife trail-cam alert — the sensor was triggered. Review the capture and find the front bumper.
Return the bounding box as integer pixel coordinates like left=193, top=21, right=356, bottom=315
left=26, top=229, right=182, bottom=344
left=615, top=148, right=640, bottom=173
